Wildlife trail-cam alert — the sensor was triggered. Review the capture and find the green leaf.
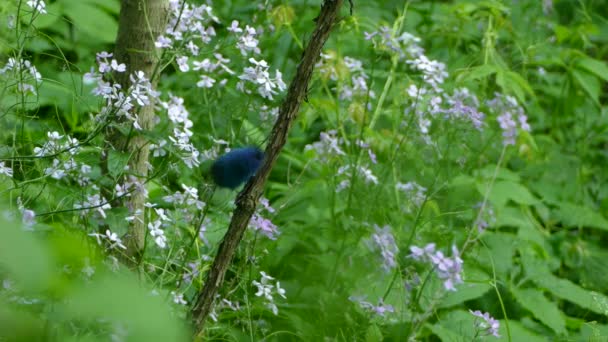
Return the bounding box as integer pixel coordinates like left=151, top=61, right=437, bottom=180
left=511, top=287, right=566, bottom=335
left=457, top=64, right=498, bottom=83
left=365, top=324, right=383, bottom=342
left=62, top=2, right=118, bottom=43
left=533, top=273, right=608, bottom=316
left=507, top=320, right=547, bottom=342
left=81, top=0, right=120, bottom=14
left=553, top=202, right=608, bottom=231
left=0, top=217, right=54, bottom=293
left=439, top=282, right=493, bottom=308
left=571, top=69, right=600, bottom=106
left=575, top=57, right=608, bottom=82
left=58, top=273, right=189, bottom=341
left=107, top=150, right=130, bottom=178
left=480, top=232, right=516, bottom=277
left=32, top=2, right=62, bottom=28
left=480, top=180, right=538, bottom=208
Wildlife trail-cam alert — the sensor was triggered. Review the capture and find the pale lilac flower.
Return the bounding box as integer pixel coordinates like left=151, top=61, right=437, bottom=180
left=369, top=225, right=399, bottom=272
left=176, top=56, right=190, bottom=72
left=237, top=58, right=286, bottom=99
left=249, top=214, right=279, bottom=240
left=105, top=230, right=127, bottom=250
left=470, top=310, right=501, bottom=337
left=350, top=296, right=395, bottom=317
left=409, top=244, right=463, bottom=291
left=487, top=93, right=530, bottom=146
left=0, top=162, right=13, bottom=178
left=75, top=193, right=112, bottom=219
left=227, top=20, right=242, bottom=33
left=149, top=140, right=168, bottom=157
left=148, top=219, right=168, bottom=248
left=236, top=25, right=261, bottom=55
left=259, top=197, right=275, bottom=213
left=88, top=229, right=126, bottom=250
left=171, top=291, right=187, bottom=305
left=252, top=271, right=286, bottom=315
left=304, top=130, right=346, bottom=161
left=196, top=75, right=216, bottom=88
left=337, top=165, right=378, bottom=186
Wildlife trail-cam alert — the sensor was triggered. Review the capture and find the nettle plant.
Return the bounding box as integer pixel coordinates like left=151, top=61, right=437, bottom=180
left=3, top=0, right=607, bottom=340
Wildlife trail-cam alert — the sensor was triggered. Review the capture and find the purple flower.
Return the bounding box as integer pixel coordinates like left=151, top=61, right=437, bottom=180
left=409, top=244, right=463, bottom=291
left=487, top=93, right=530, bottom=146
left=470, top=310, right=501, bottom=337
left=370, top=225, right=399, bottom=272
left=250, top=214, right=279, bottom=240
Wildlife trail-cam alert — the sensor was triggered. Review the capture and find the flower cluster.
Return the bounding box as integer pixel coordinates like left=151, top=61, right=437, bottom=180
left=75, top=190, right=112, bottom=219
left=34, top=132, right=92, bottom=185
left=252, top=271, right=286, bottom=315
left=470, top=310, right=501, bottom=338
left=249, top=197, right=279, bottom=240
left=158, top=95, right=201, bottom=168
left=147, top=207, right=171, bottom=248
left=0, top=57, right=43, bottom=95
left=487, top=93, right=531, bottom=146
left=230, top=21, right=262, bottom=56
left=336, top=164, right=379, bottom=192
left=85, top=52, right=158, bottom=131
left=237, top=58, right=286, bottom=100
left=410, top=243, right=464, bottom=291
left=369, top=225, right=399, bottom=272
left=339, top=57, right=375, bottom=101
left=314, top=54, right=375, bottom=104
left=155, top=0, right=218, bottom=51
left=163, top=184, right=206, bottom=213
left=305, top=130, right=346, bottom=162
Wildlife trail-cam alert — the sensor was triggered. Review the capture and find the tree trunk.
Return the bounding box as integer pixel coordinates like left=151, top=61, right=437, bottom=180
left=109, top=0, right=168, bottom=263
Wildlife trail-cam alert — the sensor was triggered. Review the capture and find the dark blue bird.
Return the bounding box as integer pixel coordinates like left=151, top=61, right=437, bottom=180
left=211, top=147, right=265, bottom=189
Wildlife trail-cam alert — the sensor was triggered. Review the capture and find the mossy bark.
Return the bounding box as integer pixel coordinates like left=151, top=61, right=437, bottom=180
left=108, top=0, right=168, bottom=264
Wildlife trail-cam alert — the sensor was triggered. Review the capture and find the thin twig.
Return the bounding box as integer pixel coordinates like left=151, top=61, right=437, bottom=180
left=190, top=0, right=345, bottom=337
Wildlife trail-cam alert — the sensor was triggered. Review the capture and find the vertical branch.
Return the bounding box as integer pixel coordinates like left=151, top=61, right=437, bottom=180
left=191, top=0, right=344, bottom=336
left=106, top=0, right=168, bottom=263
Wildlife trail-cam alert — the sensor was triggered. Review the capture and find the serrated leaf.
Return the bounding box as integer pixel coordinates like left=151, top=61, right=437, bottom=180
left=481, top=232, right=516, bottom=277
left=533, top=273, right=608, bottom=316
left=439, top=282, right=493, bottom=308
left=480, top=180, right=538, bottom=208
left=458, top=64, right=498, bottom=83
left=553, top=202, right=608, bottom=231
left=511, top=287, right=566, bottom=335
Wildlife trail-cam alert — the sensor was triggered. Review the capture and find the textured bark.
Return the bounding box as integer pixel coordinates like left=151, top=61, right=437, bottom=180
left=109, top=0, right=168, bottom=262
left=191, top=0, right=344, bottom=336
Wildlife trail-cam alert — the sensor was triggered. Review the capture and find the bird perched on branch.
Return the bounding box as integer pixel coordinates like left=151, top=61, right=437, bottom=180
left=210, top=147, right=264, bottom=189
